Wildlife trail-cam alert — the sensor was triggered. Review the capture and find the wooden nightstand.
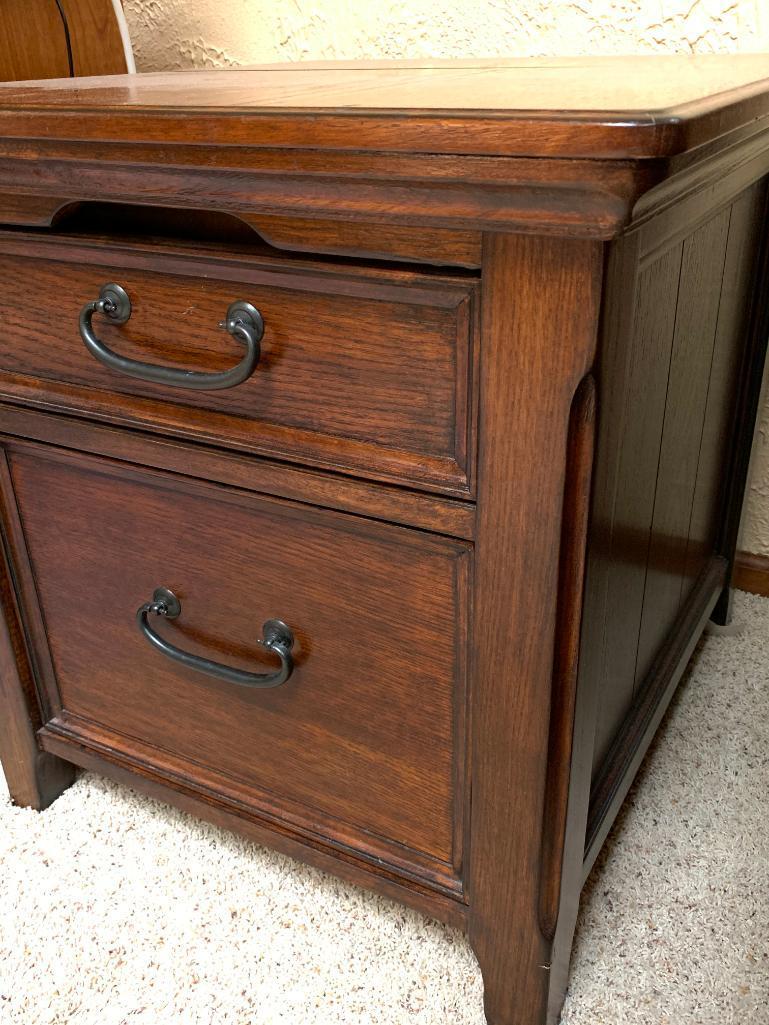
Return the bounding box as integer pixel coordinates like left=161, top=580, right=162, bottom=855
left=0, top=56, right=767, bottom=1025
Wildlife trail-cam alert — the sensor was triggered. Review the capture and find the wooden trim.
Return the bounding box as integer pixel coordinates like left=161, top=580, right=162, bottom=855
left=468, top=234, right=603, bottom=1025
left=4, top=58, right=769, bottom=161
left=0, top=150, right=639, bottom=240
left=39, top=720, right=466, bottom=931
left=0, top=192, right=72, bottom=227
left=42, top=708, right=463, bottom=897
left=633, top=121, right=769, bottom=251
left=0, top=406, right=475, bottom=540
left=734, top=549, right=769, bottom=597
left=539, top=376, right=603, bottom=1023
left=538, top=374, right=597, bottom=941
left=584, top=554, right=728, bottom=877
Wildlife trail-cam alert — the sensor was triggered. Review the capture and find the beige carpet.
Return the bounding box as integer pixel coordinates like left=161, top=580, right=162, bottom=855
left=1, top=591, right=767, bottom=1025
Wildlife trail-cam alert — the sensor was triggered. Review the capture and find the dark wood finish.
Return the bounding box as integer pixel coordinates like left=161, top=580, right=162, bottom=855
left=1, top=206, right=478, bottom=284
left=634, top=210, right=731, bottom=685
left=0, top=451, right=75, bottom=807
left=0, top=192, right=74, bottom=227
left=0, top=60, right=768, bottom=1025
left=0, top=199, right=481, bottom=268
left=468, top=234, right=602, bottom=1025
left=539, top=375, right=597, bottom=941
left=6, top=441, right=470, bottom=892
left=713, top=186, right=769, bottom=624
left=539, top=376, right=602, bottom=1024
left=585, top=555, right=728, bottom=874
left=0, top=240, right=478, bottom=495
left=591, top=179, right=768, bottom=772
left=592, top=238, right=683, bottom=768
left=0, top=141, right=653, bottom=240
left=683, top=188, right=766, bottom=592
left=734, top=550, right=769, bottom=596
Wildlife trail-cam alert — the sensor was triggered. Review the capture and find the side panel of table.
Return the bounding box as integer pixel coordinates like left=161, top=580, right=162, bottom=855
left=586, top=176, right=769, bottom=866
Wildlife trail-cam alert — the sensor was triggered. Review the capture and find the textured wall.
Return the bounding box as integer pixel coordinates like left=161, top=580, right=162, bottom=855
left=122, top=1, right=769, bottom=66
left=121, top=0, right=769, bottom=554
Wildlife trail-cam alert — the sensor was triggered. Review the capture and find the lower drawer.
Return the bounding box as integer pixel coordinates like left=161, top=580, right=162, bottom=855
left=2, top=441, right=471, bottom=895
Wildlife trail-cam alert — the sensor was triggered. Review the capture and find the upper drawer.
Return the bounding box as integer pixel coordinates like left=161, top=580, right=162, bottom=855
left=0, top=237, right=478, bottom=495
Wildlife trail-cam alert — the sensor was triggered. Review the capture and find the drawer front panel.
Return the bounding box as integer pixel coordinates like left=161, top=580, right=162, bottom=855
left=5, top=443, right=470, bottom=889
left=0, top=246, right=477, bottom=494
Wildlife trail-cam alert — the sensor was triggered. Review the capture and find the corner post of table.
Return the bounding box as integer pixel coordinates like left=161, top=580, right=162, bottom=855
left=468, top=232, right=603, bottom=1025
left=0, top=479, right=75, bottom=809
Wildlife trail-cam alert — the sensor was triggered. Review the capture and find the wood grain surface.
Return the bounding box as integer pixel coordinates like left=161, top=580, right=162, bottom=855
left=0, top=0, right=129, bottom=84
left=592, top=180, right=767, bottom=771
left=57, top=0, right=130, bottom=78
left=0, top=57, right=767, bottom=1025
left=1, top=56, right=769, bottom=159
left=468, top=234, right=603, bottom=1025
left=7, top=441, right=470, bottom=891
left=0, top=240, right=477, bottom=495
left=0, top=405, right=476, bottom=540
left=0, top=1, right=71, bottom=83
left=0, top=446, right=76, bottom=808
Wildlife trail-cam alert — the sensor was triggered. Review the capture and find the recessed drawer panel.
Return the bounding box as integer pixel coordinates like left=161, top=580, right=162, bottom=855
left=0, top=242, right=477, bottom=495
left=5, top=442, right=470, bottom=892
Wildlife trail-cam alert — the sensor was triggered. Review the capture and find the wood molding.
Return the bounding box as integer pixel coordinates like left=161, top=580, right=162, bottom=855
left=0, top=150, right=642, bottom=240
left=39, top=719, right=466, bottom=930
left=0, top=406, right=476, bottom=540
left=538, top=374, right=597, bottom=942
left=734, top=549, right=769, bottom=597
left=0, top=192, right=76, bottom=227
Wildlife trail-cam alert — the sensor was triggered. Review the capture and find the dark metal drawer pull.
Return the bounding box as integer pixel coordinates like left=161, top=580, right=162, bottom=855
left=79, top=283, right=264, bottom=391
left=137, top=587, right=294, bottom=688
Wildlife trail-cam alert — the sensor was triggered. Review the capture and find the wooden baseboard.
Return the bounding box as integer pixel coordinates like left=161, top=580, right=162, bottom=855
left=734, top=550, right=769, bottom=597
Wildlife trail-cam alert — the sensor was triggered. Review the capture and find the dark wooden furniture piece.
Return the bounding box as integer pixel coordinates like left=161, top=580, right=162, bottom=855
left=0, top=0, right=132, bottom=83
left=0, top=56, right=768, bottom=1024
left=0, top=0, right=131, bottom=83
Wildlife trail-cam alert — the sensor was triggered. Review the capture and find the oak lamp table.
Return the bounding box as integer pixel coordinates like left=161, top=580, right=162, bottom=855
left=0, top=57, right=767, bottom=1025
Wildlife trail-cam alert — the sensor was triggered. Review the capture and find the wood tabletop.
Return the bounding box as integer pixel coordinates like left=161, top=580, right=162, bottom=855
left=0, top=55, right=768, bottom=158
left=1, top=55, right=769, bottom=113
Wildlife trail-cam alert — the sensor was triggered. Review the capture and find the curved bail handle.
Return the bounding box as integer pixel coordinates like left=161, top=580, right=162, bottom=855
left=79, top=284, right=264, bottom=391
left=137, top=587, right=294, bottom=689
